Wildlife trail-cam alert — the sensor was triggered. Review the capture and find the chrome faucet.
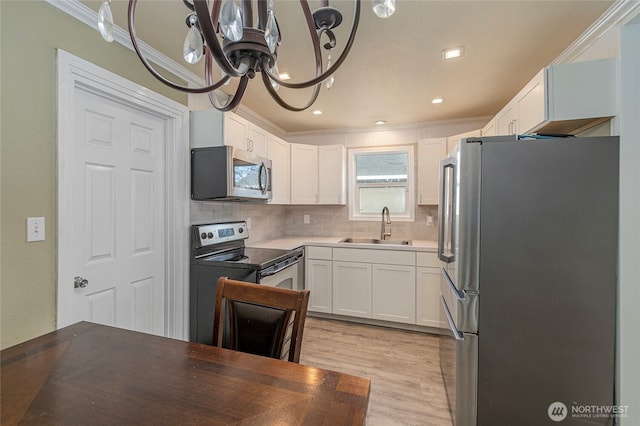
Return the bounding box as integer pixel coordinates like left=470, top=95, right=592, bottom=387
left=381, top=206, right=391, bottom=240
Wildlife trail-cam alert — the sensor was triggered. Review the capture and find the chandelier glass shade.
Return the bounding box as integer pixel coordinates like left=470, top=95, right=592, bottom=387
left=98, top=0, right=395, bottom=112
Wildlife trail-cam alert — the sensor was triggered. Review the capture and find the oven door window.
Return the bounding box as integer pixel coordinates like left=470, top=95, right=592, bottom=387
left=233, top=158, right=267, bottom=193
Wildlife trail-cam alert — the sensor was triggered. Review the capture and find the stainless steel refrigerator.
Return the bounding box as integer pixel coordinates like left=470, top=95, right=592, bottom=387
left=438, top=135, right=618, bottom=426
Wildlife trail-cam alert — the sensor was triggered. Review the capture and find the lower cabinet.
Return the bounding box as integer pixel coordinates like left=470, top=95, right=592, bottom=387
left=305, top=246, right=445, bottom=330
left=332, top=261, right=372, bottom=318
left=306, top=259, right=333, bottom=313
left=416, top=267, right=444, bottom=328
left=372, top=264, right=416, bottom=324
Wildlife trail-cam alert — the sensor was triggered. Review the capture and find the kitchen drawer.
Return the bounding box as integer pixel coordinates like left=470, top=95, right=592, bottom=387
left=416, top=252, right=440, bottom=268
left=333, top=248, right=415, bottom=266
left=306, top=246, right=332, bottom=260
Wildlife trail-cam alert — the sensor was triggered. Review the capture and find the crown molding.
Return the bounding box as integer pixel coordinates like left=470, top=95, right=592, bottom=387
left=552, top=0, right=640, bottom=64
left=46, top=0, right=205, bottom=88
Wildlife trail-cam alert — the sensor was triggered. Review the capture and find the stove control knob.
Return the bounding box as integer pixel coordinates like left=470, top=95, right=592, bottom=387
left=207, top=232, right=214, bottom=239
left=201, top=233, right=207, bottom=239
left=238, top=228, right=244, bottom=234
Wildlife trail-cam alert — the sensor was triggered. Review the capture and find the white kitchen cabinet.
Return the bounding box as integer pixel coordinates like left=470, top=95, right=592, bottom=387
left=290, top=143, right=318, bottom=204
left=318, top=145, right=347, bottom=204
left=267, top=135, right=290, bottom=204
left=306, top=259, right=333, bottom=313
left=190, top=109, right=267, bottom=157
left=372, top=264, right=416, bottom=324
left=416, top=252, right=445, bottom=329
left=496, top=100, right=518, bottom=135
left=290, top=143, right=346, bottom=205
left=515, top=68, right=545, bottom=135
left=416, top=268, right=444, bottom=328
left=492, top=58, right=616, bottom=136
left=417, top=138, right=446, bottom=205
left=224, top=112, right=268, bottom=157
left=306, top=246, right=333, bottom=313
left=333, top=261, right=372, bottom=318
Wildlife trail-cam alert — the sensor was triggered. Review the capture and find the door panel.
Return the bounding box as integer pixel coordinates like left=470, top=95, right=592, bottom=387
left=69, top=87, right=166, bottom=336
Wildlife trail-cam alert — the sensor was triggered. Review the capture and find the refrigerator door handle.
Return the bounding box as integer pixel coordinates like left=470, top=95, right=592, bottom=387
left=438, top=159, right=457, bottom=263
left=441, top=297, right=464, bottom=341
left=441, top=267, right=464, bottom=300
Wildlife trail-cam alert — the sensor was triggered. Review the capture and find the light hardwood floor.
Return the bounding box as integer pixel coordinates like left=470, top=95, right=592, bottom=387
left=299, top=317, right=453, bottom=426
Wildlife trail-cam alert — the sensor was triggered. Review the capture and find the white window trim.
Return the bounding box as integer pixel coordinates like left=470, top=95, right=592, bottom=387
left=348, top=145, right=415, bottom=222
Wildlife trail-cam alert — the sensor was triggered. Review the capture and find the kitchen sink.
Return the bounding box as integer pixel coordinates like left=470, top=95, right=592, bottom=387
left=339, top=238, right=411, bottom=246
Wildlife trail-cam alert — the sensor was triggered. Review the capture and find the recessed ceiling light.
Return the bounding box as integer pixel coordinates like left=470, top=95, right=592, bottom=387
left=279, top=72, right=292, bottom=80
left=312, top=110, right=323, bottom=115
left=375, top=120, right=387, bottom=125
left=442, top=47, right=464, bottom=60
left=432, top=98, right=444, bottom=104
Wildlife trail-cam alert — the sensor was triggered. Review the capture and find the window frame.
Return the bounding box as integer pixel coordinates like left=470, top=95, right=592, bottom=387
left=348, top=145, right=415, bottom=222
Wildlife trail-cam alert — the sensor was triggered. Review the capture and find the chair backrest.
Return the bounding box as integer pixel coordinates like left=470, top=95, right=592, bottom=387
left=212, top=277, right=310, bottom=363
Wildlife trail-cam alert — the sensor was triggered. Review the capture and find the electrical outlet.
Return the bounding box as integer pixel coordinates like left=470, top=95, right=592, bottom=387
left=27, top=217, right=45, bottom=242
left=246, top=218, right=252, bottom=229
left=303, top=214, right=310, bottom=224
left=426, top=216, right=434, bottom=227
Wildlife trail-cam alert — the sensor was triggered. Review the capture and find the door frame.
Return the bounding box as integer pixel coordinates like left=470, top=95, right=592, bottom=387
left=56, top=50, right=190, bottom=340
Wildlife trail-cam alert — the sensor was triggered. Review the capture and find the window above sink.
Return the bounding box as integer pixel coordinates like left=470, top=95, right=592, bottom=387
left=348, top=146, right=415, bottom=222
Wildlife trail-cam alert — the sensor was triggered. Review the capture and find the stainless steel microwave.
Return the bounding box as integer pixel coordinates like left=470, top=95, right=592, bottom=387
left=191, top=146, right=272, bottom=202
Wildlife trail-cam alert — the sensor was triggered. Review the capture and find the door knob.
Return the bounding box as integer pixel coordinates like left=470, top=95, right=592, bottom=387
left=74, top=276, right=88, bottom=289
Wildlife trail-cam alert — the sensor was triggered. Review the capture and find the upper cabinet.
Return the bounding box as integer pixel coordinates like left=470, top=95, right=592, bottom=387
left=417, top=138, right=446, bottom=205
left=190, top=110, right=268, bottom=157
left=290, top=143, right=319, bottom=204
left=491, top=58, right=616, bottom=136
left=318, top=145, right=347, bottom=204
left=290, top=143, right=346, bottom=205
left=223, top=113, right=268, bottom=157
left=267, top=135, right=291, bottom=205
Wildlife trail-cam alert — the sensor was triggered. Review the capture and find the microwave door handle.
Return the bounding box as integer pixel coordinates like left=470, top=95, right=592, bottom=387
left=258, top=163, right=266, bottom=194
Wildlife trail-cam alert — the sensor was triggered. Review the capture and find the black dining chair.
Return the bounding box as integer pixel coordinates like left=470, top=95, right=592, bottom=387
left=212, top=277, right=310, bottom=363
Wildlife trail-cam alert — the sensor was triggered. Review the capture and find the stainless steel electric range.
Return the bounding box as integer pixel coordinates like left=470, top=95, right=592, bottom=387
left=189, top=221, right=304, bottom=345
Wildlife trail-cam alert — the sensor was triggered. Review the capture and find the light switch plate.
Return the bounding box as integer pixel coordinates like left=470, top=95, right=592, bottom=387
left=27, top=217, right=45, bottom=242
left=303, top=214, right=310, bottom=224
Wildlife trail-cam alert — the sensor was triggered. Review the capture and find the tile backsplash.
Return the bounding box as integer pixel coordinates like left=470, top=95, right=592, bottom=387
left=190, top=201, right=286, bottom=243
left=283, top=205, right=439, bottom=241
left=191, top=202, right=439, bottom=242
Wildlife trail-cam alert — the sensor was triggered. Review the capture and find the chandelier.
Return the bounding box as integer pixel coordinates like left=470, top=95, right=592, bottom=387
left=97, top=0, right=396, bottom=112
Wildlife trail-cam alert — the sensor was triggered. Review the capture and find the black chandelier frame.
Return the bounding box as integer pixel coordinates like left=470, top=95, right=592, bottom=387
left=127, top=0, right=362, bottom=112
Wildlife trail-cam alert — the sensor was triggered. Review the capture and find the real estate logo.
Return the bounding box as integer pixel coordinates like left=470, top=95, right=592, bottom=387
left=548, top=402, right=568, bottom=422
left=547, top=401, right=629, bottom=422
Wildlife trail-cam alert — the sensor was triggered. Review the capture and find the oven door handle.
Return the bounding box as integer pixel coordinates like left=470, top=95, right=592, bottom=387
left=259, top=256, right=303, bottom=278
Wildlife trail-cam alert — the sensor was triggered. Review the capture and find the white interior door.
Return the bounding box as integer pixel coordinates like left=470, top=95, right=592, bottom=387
left=57, top=51, right=189, bottom=340
left=66, top=87, right=166, bottom=335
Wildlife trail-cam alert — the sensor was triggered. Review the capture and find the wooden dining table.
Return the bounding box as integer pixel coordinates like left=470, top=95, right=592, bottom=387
left=1, top=322, right=370, bottom=425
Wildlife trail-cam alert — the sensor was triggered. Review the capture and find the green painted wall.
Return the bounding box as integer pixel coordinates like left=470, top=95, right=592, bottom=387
left=0, top=0, right=188, bottom=349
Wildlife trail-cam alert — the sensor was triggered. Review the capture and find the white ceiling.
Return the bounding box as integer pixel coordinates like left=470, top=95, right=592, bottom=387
left=83, top=0, right=614, bottom=133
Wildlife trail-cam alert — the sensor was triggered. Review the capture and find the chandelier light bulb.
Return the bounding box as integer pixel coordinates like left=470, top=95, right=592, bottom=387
left=183, top=15, right=204, bottom=64
left=326, top=54, right=335, bottom=90
left=219, top=0, right=244, bottom=42
left=265, top=10, right=280, bottom=54
left=97, top=0, right=114, bottom=42
left=372, top=0, right=396, bottom=19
